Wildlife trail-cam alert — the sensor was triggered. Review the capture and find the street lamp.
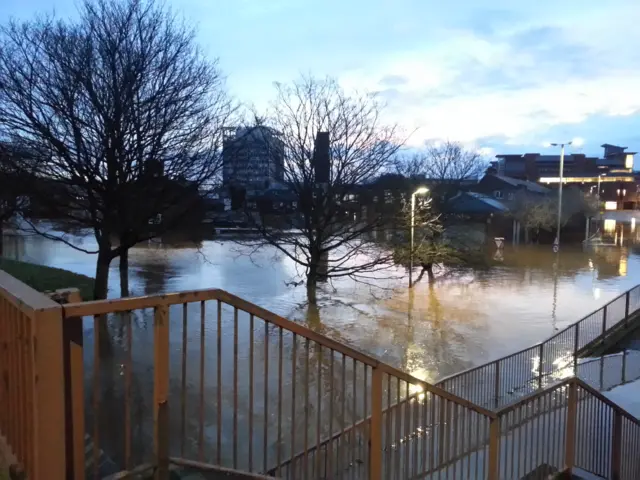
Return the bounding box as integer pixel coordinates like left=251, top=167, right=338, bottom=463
left=547, top=139, right=581, bottom=252
left=597, top=173, right=604, bottom=200
left=410, top=186, right=429, bottom=288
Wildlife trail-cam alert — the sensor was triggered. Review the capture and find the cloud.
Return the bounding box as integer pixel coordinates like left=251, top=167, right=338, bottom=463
left=335, top=1, right=640, bottom=152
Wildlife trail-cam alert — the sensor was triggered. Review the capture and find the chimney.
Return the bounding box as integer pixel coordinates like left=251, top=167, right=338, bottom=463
left=313, top=132, right=330, bottom=185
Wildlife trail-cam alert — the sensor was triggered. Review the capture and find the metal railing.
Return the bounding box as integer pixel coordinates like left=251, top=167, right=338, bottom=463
left=437, top=284, right=640, bottom=409
left=494, top=377, right=640, bottom=479
left=0, top=270, right=67, bottom=479
left=2, top=267, right=640, bottom=479
left=61, top=288, right=496, bottom=480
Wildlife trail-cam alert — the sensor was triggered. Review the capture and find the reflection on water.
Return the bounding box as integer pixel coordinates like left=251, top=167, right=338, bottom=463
left=4, top=229, right=640, bottom=382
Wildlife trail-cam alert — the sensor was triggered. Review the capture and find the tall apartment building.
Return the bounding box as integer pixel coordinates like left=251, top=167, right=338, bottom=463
left=222, top=126, right=285, bottom=190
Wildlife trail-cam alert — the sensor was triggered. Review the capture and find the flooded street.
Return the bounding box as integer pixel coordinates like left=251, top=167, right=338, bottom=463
left=4, top=226, right=640, bottom=382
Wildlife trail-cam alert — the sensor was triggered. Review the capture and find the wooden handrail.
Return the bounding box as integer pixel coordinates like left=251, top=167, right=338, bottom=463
left=63, top=285, right=500, bottom=414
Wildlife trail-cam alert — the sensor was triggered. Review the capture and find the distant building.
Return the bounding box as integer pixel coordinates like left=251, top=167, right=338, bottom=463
left=491, top=144, right=638, bottom=210
left=222, top=126, right=285, bottom=191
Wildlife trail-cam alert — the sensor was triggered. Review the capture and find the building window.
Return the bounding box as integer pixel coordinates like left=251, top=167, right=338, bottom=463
left=494, top=190, right=503, bottom=199
left=507, top=192, right=514, bottom=200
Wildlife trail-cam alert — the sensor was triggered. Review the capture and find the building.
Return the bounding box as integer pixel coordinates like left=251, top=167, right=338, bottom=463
left=222, top=126, right=285, bottom=191
left=491, top=144, right=638, bottom=210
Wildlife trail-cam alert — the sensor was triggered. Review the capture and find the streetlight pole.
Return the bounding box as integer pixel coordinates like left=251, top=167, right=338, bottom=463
left=597, top=174, right=603, bottom=200
left=409, top=186, right=429, bottom=288
left=550, top=141, right=573, bottom=252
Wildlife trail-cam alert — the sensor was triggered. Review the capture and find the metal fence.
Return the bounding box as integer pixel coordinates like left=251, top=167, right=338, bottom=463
left=3, top=267, right=640, bottom=480
left=437, top=285, right=640, bottom=409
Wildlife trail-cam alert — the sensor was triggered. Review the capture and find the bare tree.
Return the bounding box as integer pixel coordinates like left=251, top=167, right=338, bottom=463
left=423, top=141, right=487, bottom=183
left=0, top=143, right=30, bottom=256
left=241, top=76, right=402, bottom=304
left=0, top=0, right=233, bottom=299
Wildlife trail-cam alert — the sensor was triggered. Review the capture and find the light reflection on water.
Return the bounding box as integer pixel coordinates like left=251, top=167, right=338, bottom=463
left=4, top=231, right=640, bottom=382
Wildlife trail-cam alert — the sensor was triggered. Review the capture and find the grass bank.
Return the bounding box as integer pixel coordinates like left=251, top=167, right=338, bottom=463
left=0, top=257, right=95, bottom=300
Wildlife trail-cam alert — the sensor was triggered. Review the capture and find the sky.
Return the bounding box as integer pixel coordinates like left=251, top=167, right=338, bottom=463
left=2, top=0, right=640, bottom=160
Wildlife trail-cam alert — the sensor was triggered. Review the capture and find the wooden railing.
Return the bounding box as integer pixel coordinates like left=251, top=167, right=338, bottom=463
left=0, top=270, right=67, bottom=479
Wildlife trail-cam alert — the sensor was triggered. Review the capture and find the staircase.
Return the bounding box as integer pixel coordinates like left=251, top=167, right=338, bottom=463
left=267, top=285, right=640, bottom=479
left=2, top=269, right=640, bottom=479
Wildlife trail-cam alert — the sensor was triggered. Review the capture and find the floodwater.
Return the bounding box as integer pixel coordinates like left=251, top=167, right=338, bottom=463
left=3, top=221, right=640, bottom=472
left=5, top=224, right=640, bottom=379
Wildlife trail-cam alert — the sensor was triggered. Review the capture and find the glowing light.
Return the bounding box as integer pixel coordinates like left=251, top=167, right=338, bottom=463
left=631, top=217, right=636, bottom=232
left=604, top=219, right=617, bottom=232
left=605, top=201, right=618, bottom=211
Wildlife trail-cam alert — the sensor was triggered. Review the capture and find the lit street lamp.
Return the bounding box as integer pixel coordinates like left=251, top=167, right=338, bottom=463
left=410, top=186, right=429, bottom=288
left=597, top=173, right=604, bottom=200
left=547, top=138, right=583, bottom=252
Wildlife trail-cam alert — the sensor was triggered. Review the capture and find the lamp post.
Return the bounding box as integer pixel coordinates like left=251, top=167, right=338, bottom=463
left=548, top=139, right=582, bottom=252
left=597, top=174, right=603, bottom=200
left=409, top=186, right=429, bottom=288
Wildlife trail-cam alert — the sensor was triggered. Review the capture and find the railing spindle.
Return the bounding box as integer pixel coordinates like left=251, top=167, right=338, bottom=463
left=290, top=333, right=297, bottom=477
left=316, top=343, right=322, bottom=476
left=216, top=300, right=222, bottom=465
left=92, top=315, right=101, bottom=480
left=153, top=305, right=170, bottom=480
left=276, top=327, right=283, bottom=476
left=248, top=314, right=254, bottom=471
left=369, top=367, right=382, bottom=480
left=263, top=321, right=269, bottom=473
left=181, top=303, right=187, bottom=458
left=198, top=301, right=205, bottom=462
left=233, top=307, right=239, bottom=470
left=125, top=311, right=132, bottom=470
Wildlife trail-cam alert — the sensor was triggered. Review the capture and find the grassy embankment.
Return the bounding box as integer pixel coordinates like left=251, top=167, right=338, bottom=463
left=0, top=257, right=94, bottom=300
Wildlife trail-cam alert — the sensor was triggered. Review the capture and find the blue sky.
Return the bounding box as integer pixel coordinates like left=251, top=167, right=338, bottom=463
left=3, top=0, right=640, bottom=159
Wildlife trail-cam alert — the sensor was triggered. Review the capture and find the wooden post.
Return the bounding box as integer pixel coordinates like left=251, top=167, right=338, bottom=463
left=565, top=381, right=578, bottom=472
left=55, top=289, right=85, bottom=480
left=487, top=417, right=500, bottom=480
left=32, top=304, right=67, bottom=479
left=611, top=411, right=622, bottom=480
left=369, top=368, right=383, bottom=480
left=154, top=305, right=170, bottom=480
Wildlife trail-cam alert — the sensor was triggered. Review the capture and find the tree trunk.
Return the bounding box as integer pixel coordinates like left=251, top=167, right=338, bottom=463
left=425, top=263, right=435, bottom=283
left=306, top=275, right=318, bottom=305
left=119, top=248, right=130, bottom=297
left=94, top=247, right=113, bottom=357
left=94, top=248, right=111, bottom=300
left=524, top=228, right=530, bottom=244
left=0, top=221, right=3, bottom=257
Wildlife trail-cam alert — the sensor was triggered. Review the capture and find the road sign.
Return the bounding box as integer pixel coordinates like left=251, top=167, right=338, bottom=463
left=553, top=237, right=559, bottom=253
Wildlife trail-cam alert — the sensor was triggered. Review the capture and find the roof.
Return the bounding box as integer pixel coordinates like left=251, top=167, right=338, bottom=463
left=489, top=175, right=550, bottom=194
left=447, top=191, right=509, bottom=214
